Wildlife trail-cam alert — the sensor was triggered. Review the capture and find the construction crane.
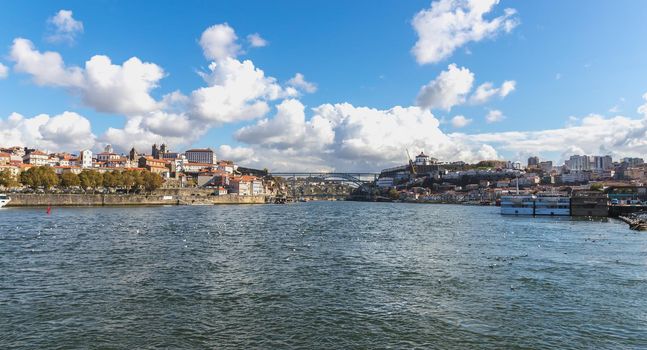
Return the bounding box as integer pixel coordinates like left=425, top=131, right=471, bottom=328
left=406, top=148, right=417, bottom=176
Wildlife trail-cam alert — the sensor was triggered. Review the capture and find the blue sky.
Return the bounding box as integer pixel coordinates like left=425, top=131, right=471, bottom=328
left=1, top=0, right=647, bottom=170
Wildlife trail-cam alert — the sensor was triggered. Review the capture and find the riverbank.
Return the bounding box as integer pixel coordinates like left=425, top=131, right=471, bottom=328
left=5, top=192, right=266, bottom=207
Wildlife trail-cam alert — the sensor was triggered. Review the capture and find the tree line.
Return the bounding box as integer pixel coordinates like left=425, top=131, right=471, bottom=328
left=0, top=167, right=164, bottom=192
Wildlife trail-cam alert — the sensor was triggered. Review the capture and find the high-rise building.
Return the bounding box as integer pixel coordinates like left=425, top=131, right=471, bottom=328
left=528, top=156, right=539, bottom=168
left=591, top=155, right=613, bottom=171
left=566, top=155, right=590, bottom=171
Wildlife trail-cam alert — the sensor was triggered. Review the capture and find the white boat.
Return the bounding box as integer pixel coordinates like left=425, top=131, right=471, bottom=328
left=534, top=193, right=570, bottom=216
left=0, top=194, right=11, bottom=208
left=500, top=195, right=536, bottom=215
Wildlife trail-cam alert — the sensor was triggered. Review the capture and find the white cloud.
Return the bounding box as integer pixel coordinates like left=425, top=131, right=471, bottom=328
left=451, top=115, right=472, bottom=128
left=46, top=9, right=84, bottom=44
left=638, top=92, right=647, bottom=117
left=469, top=80, right=516, bottom=104
left=231, top=101, right=499, bottom=171
left=218, top=145, right=256, bottom=162
left=99, top=116, right=204, bottom=153
left=247, top=33, right=268, bottom=48
left=199, top=23, right=240, bottom=61
left=411, top=0, right=519, bottom=64
left=10, top=38, right=84, bottom=87
left=82, top=55, right=165, bottom=115
left=0, top=111, right=95, bottom=151
left=235, top=99, right=333, bottom=150
left=485, top=109, right=505, bottom=123
left=10, top=38, right=165, bottom=115
left=287, top=73, right=317, bottom=93
left=190, top=57, right=287, bottom=123
left=416, top=63, right=474, bottom=110
left=458, top=114, right=647, bottom=161
left=0, top=63, right=8, bottom=79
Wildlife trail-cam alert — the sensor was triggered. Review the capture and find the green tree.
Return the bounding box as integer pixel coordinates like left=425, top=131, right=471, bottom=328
left=121, top=170, right=136, bottom=192
left=79, top=170, right=103, bottom=192
left=0, top=169, right=19, bottom=188
left=60, top=172, right=80, bottom=188
left=590, top=182, right=604, bottom=191
left=388, top=188, right=400, bottom=200
left=142, top=171, right=164, bottom=192
left=20, top=166, right=59, bottom=191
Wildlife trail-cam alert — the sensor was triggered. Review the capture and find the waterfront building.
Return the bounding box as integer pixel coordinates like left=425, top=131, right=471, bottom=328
left=229, top=176, right=251, bottom=195
left=138, top=156, right=170, bottom=177
left=22, top=150, right=49, bottom=166
left=0, top=153, right=10, bottom=165
left=185, top=148, right=216, bottom=164
left=80, top=149, right=93, bottom=168
left=571, top=191, right=609, bottom=216
left=250, top=177, right=264, bottom=195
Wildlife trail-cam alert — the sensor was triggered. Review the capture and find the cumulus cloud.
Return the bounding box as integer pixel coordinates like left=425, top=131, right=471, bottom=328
left=99, top=116, right=204, bottom=153
left=638, top=92, right=647, bottom=117
left=287, top=73, right=317, bottom=93
left=0, top=111, right=95, bottom=151
left=0, top=63, right=8, bottom=79
left=411, top=0, right=519, bottom=64
left=190, top=57, right=290, bottom=123
left=235, top=99, right=333, bottom=150
left=46, top=9, right=84, bottom=44
left=231, top=101, right=500, bottom=171
left=218, top=145, right=256, bottom=162
left=469, top=80, right=515, bottom=104
left=451, top=115, right=472, bottom=128
left=457, top=114, right=647, bottom=160
left=485, top=109, right=505, bottom=123
left=247, top=33, right=268, bottom=48
left=416, top=64, right=474, bottom=110
left=10, top=38, right=165, bottom=115
left=10, top=38, right=84, bottom=87
left=199, top=23, right=240, bottom=61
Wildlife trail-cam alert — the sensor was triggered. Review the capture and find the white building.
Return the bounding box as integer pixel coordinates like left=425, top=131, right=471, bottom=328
left=80, top=150, right=93, bottom=168
left=376, top=177, right=394, bottom=188
left=23, top=151, right=49, bottom=166
left=185, top=148, right=217, bottom=164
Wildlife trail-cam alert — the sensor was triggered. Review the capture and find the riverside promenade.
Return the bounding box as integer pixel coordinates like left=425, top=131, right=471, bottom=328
left=5, top=189, right=266, bottom=207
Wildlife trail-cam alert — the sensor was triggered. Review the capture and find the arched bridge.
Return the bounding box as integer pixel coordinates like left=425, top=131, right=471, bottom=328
left=268, top=172, right=379, bottom=187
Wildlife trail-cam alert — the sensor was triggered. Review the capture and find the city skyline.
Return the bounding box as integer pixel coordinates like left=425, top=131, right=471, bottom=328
left=1, top=1, right=647, bottom=171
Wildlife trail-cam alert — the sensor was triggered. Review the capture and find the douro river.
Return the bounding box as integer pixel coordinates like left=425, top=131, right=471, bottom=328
left=1, top=202, right=646, bottom=349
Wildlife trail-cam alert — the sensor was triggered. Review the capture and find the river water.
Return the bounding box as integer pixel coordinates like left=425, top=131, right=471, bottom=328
left=1, top=202, right=646, bottom=349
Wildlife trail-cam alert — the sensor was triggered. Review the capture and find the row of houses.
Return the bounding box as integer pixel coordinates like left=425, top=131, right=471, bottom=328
left=0, top=144, right=267, bottom=196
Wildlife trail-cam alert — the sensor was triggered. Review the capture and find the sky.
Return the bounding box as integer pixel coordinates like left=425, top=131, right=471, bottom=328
left=1, top=0, right=647, bottom=171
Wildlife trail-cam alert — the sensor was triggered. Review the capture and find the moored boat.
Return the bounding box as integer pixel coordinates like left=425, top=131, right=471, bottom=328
left=0, top=194, right=11, bottom=208
left=534, top=193, right=570, bottom=216
left=500, top=195, right=535, bottom=215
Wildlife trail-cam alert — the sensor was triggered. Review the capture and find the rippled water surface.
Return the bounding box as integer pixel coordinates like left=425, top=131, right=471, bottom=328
left=1, top=202, right=646, bottom=349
